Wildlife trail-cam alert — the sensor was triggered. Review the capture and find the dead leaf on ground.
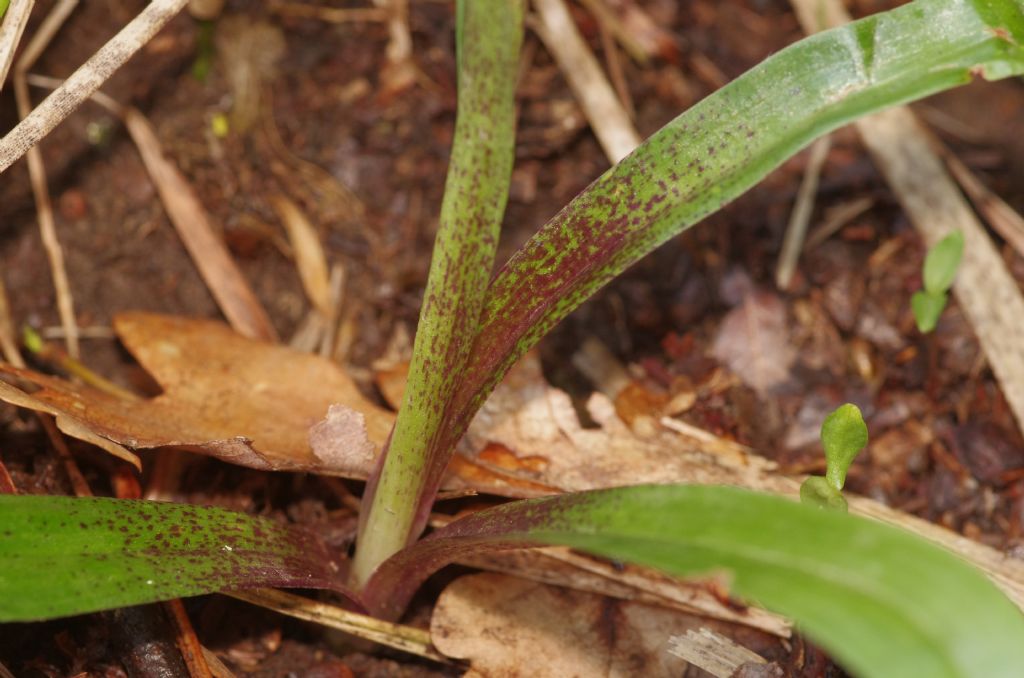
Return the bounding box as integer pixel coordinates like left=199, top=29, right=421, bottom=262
left=711, top=290, right=796, bottom=394
left=0, top=312, right=394, bottom=475
left=459, top=547, right=789, bottom=638
left=431, top=572, right=765, bottom=678
left=452, top=353, right=776, bottom=498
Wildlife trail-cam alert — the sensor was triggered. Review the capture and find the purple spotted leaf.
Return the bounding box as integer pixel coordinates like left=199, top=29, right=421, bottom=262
left=0, top=495, right=351, bottom=621
left=359, top=484, right=1024, bottom=678
left=428, top=0, right=1024, bottom=512
left=352, top=0, right=525, bottom=583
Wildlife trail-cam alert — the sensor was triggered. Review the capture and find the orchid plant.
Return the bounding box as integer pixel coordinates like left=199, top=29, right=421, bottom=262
left=4, top=2, right=1024, bottom=676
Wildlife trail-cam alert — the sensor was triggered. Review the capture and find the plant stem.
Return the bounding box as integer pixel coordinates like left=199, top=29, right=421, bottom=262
left=350, top=0, right=523, bottom=587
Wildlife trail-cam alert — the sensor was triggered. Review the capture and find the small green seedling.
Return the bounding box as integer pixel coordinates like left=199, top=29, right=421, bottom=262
left=800, top=403, right=869, bottom=512
left=912, top=231, right=964, bottom=333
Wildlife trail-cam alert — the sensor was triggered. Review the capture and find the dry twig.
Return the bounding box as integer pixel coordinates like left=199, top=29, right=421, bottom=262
left=14, top=0, right=81, bottom=358
left=532, top=0, right=641, bottom=163
left=227, top=588, right=449, bottom=663
left=0, top=276, right=23, bottom=367
left=776, top=136, right=831, bottom=289
left=0, top=0, right=188, bottom=173
left=803, top=195, right=873, bottom=251
left=936, top=140, right=1024, bottom=260
left=667, top=628, right=769, bottom=677
left=0, top=0, right=34, bottom=91
left=123, top=108, right=278, bottom=342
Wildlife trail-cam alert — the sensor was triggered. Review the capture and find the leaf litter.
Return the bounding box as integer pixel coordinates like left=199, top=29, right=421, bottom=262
left=0, top=312, right=394, bottom=475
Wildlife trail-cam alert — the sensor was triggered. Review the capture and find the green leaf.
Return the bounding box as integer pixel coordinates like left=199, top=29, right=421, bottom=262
left=0, top=496, right=348, bottom=621
left=352, top=0, right=525, bottom=585
left=363, top=485, right=1024, bottom=678
left=923, top=231, right=965, bottom=294
left=912, top=289, right=948, bottom=333
left=800, top=475, right=849, bottom=512
left=821, top=403, right=868, bottom=491
left=439, top=0, right=1024, bottom=471
left=0, top=0, right=9, bottom=20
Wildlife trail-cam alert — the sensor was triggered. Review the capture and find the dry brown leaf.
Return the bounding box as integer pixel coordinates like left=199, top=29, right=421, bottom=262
left=0, top=377, right=141, bottom=470
left=711, top=290, right=796, bottom=394
left=458, top=547, right=789, bottom=638
left=452, top=353, right=775, bottom=497
left=431, top=573, right=750, bottom=677
left=0, top=312, right=394, bottom=475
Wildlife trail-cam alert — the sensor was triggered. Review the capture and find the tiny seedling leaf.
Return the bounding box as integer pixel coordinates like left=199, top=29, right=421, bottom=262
left=912, top=289, right=948, bottom=334
left=800, top=475, right=849, bottom=512
left=0, top=495, right=349, bottom=621
left=362, top=485, right=1024, bottom=678
left=923, top=231, right=965, bottom=295
left=821, top=403, right=868, bottom=492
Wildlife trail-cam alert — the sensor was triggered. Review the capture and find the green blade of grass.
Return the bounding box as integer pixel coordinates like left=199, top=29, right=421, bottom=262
left=439, top=0, right=1024, bottom=465
left=363, top=485, right=1024, bottom=678
left=0, top=496, right=349, bottom=621
left=351, top=0, right=524, bottom=585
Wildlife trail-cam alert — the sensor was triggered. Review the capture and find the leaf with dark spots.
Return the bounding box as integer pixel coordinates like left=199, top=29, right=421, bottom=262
left=0, top=495, right=352, bottom=621
left=437, top=0, right=1024, bottom=494
left=352, top=0, right=524, bottom=584
left=360, top=484, right=1024, bottom=678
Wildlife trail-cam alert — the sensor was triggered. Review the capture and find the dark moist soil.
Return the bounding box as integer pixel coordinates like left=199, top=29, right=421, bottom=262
left=3, top=0, right=1024, bottom=676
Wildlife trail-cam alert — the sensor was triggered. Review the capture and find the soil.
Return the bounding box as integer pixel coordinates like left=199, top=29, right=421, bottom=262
left=3, top=0, right=1024, bottom=676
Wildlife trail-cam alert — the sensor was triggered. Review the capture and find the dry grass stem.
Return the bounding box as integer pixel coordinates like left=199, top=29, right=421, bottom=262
left=775, top=135, right=831, bottom=288
left=123, top=108, right=278, bottom=342
left=667, top=628, right=768, bottom=677
left=13, top=0, right=76, bottom=71
left=803, top=195, right=874, bottom=250
left=200, top=648, right=237, bottom=678
left=595, top=8, right=636, bottom=120
left=937, top=141, right=1024, bottom=259
left=0, top=276, right=25, bottom=367
left=270, top=195, right=332, bottom=317
left=578, top=0, right=650, bottom=63
left=0, top=0, right=188, bottom=173
left=320, top=263, right=346, bottom=359
left=227, top=589, right=449, bottom=663
left=532, top=0, right=641, bottom=163
left=14, top=0, right=81, bottom=358
left=0, top=0, right=34, bottom=92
